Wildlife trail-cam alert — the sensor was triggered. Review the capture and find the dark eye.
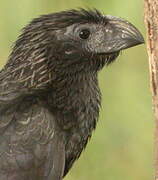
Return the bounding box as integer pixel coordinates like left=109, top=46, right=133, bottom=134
left=79, top=29, right=90, bottom=39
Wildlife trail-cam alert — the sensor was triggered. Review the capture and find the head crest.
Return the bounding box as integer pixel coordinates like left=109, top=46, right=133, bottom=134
left=29, top=9, right=107, bottom=30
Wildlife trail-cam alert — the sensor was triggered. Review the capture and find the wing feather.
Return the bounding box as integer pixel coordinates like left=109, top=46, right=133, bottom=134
left=0, top=85, right=65, bottom=180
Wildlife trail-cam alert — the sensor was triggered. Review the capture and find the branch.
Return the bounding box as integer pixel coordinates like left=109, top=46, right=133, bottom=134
left=144, top=1, right=158, bottom=179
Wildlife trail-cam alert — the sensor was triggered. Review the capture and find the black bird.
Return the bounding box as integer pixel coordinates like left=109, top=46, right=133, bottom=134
left=0, top=9, right=144, bottom=180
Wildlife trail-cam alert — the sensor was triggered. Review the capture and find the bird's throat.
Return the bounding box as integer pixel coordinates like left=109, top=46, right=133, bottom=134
left=50, top=73, right=101, bottom=130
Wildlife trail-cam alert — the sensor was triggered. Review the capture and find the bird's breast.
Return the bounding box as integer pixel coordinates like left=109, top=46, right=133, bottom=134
left=51, top=74, right=101, bottom=132
left=49, top=74, right=101, bottom=170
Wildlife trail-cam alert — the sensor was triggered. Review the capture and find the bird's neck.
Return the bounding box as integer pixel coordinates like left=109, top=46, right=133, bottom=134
left=49, top=72, right=101, bottom=130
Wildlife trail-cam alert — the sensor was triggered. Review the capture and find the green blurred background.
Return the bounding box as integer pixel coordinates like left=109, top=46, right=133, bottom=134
left=0, top=0, right=153, bottom=179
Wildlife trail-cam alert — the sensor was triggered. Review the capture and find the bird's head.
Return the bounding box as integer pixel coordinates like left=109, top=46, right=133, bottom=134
left=7, top=9, right=144, bottom=88
left=50, top=9, right=144, bottom=70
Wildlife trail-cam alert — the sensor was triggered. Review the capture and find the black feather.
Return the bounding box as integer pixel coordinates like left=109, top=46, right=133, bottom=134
left=0, top=8, right=143, bottom=180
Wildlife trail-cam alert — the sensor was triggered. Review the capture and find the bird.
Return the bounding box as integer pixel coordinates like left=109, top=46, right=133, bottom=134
left=0, top=9, right=144, bottom=180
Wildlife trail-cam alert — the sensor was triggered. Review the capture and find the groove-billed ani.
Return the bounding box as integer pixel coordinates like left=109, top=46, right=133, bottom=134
left=0, top=9, right=144, bottom=180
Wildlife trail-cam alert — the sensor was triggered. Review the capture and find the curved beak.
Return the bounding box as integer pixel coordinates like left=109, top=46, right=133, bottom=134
left=102, top=15, right=144, bottom=53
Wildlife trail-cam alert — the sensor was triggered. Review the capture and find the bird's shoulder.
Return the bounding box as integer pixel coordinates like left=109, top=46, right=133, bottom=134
left=0, top=67, right=54, bottom=139
left=0, top=90, right=56, bottom=144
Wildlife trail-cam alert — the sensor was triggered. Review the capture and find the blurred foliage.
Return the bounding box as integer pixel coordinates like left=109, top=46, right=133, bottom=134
left=0, top=0, right=153, bottom=180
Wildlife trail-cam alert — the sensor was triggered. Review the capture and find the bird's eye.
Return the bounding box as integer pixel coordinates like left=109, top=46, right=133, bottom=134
left=79, top=29, right=90, bottom=39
